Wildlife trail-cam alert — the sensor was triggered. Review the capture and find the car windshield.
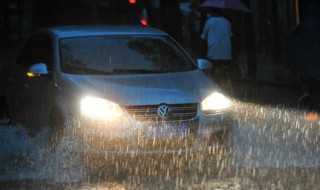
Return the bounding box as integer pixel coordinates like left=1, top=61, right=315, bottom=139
left=59, top=35, right=197, bottom=75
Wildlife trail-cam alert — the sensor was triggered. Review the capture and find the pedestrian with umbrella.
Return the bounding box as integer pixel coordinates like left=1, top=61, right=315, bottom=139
left=199, top=0, right=250, bottom=95
left=200, top=7, right=233, bottom=94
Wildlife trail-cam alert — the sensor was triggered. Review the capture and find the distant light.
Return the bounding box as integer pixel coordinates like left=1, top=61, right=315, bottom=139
left=129, top=0, right=136, bottom=4
left=140, top=19, right=148, bottom=26
left=306, top=112, right=318, bottom=121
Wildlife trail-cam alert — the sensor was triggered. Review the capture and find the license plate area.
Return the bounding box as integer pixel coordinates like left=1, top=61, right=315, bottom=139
left=144, top=121, right=195, bottom=139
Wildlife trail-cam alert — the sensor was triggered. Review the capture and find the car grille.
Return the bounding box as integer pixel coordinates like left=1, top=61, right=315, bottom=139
left=86, top=104, right=198, bottom=152
left=123, top=103, right=198, bottom=122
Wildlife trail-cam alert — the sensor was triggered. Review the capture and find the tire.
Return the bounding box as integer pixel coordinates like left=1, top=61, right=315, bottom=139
left=48, top=108, right=66, bottom=150
left=0, top=96, right=12, bottom=125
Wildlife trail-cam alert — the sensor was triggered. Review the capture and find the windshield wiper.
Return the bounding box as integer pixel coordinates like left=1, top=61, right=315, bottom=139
left=64, top=66, right=113, bottom=75
left=112, top=69, right=167, bottom=74
left=65, top=66, right=172, bottom=75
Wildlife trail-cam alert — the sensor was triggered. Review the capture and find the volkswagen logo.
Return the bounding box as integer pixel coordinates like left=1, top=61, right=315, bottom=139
left=157, top=104, right=171, bottom=119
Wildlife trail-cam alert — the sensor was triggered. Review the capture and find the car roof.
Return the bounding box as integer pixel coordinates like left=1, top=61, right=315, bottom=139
left=38, top=25, right=168, bottom=38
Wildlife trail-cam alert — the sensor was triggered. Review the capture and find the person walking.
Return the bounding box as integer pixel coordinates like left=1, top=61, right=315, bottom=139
left=289, top=4, right=320, bottom=112
left=200, top=9, right=233, bottom=94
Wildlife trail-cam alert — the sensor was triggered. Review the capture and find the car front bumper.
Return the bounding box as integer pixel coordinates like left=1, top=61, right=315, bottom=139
left=74, top=112, right=234, bottom=155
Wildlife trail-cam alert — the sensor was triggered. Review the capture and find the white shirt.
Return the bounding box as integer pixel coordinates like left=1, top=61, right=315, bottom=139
left=201, top=16, right=233, bottom=60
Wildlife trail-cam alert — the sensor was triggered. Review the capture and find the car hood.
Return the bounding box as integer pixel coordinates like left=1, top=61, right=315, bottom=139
left=65, top=70, right=219, bottom=105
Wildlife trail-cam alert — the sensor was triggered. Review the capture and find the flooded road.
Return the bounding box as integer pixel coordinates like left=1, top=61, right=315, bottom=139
left=1, top=101, right=320, bottom=189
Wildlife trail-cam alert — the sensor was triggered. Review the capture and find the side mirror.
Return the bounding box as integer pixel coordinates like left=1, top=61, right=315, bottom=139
left=27, top=63, right=49, bottom=77
left=196, top=59, right=213, bottom=70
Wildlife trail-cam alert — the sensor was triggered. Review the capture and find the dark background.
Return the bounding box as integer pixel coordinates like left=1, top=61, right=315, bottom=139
left=1, top=0, right=319, bottom=80
left=0, top=0, right=320, bottom=94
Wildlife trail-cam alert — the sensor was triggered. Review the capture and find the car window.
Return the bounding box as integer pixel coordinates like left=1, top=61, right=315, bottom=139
left=17, top=34, right=53, bottom=71
left=59, top=35, right=196, bottom=74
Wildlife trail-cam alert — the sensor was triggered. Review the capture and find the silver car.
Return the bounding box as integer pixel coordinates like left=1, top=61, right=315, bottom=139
left=0, top=26, right=233, bottom=154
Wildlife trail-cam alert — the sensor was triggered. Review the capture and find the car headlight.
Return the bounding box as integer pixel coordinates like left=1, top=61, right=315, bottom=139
left=201, top=92, right=231, bottom=113
left=80, top=96, right=122, bottom=120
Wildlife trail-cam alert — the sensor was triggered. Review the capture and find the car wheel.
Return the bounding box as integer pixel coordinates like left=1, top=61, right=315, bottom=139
left=48, top=108, right=66, bottom=150
left=0, top=96, right=12, bottom=125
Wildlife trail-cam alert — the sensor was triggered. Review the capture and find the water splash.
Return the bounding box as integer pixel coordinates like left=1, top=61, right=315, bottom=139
left=0, top=123, right=84, bottom=182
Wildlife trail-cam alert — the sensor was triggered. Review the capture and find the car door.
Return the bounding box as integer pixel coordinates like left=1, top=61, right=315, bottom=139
left=8, top=33, right=55, bottom=130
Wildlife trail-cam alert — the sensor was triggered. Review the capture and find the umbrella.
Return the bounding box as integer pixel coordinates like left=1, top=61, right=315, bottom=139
left=200, top=0, right=251, bottom=12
